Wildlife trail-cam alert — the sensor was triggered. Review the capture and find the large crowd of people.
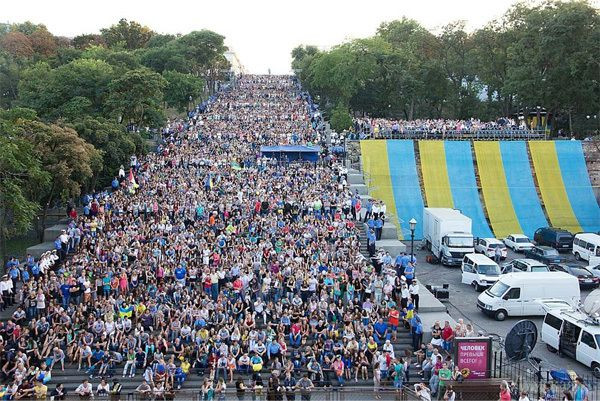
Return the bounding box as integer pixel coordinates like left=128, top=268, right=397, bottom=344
left=352, top=117, right=530, bottom=139
left=0, top=75, right=478, bottom=401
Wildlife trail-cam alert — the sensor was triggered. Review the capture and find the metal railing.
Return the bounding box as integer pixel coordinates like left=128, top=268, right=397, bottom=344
left=46, top=386, right=416, bottom=401
left=348, top=128, right=548, bottom=141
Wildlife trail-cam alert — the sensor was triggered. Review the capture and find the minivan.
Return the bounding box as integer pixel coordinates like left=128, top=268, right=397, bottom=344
left=541, top=309, right=600, bottom=377
left=477, top=272, right=580, bottom=321
left=534, top=227, right=574, bottom=252
left=573, top=233, right=600, bottom=264
left=461, top=254, right=501, bottom=291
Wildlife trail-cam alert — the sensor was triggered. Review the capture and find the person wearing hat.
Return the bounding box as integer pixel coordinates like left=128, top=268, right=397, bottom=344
left=367, top=228, right=377, bottom=258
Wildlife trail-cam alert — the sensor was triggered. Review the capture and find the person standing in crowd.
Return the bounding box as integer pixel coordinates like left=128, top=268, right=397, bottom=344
left=572, top=377, right=589, bottom=401
left=499, top=380, right=512, bottom=401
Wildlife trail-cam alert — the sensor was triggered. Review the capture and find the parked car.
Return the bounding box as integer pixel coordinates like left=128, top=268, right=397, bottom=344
left=549, top=263, right=599, bottom=288
left=474, top=238, right=507, bottom=259
left=503, top=234, right=534, bottom=253
left=501, top=258, right=550, bottom=274
left=524, top=246, right=562, bottom=265
left=534, top=227, right=574, bottom=252
left=589, top=264, right=600, bottom=279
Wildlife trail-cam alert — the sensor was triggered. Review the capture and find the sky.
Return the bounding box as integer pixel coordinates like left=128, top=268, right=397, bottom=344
left=0, top=0, right=575, bottom=74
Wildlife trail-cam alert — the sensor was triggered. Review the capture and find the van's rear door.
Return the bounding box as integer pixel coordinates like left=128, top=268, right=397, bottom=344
left=541, top=312, right=562, bottom=351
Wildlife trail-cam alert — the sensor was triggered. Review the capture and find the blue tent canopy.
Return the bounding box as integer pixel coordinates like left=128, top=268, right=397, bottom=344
left=260, top=145, right=321, bottom=163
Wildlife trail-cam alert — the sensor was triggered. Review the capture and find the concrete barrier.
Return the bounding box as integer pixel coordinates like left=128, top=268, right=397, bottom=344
left=348, top=173, right=364, bottom=184
left=350, top=184, right=368, bottom=195
left=43, top=224, right=66, bottom=242
left=375, top=239, right=407, bottom=255
left=26, top=242, right=55, bottom=259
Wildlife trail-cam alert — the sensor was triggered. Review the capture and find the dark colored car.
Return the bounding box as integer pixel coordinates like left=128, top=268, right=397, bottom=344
left=524, top=245, right=562, bottom=265
left=550, top=264, right=599, bottom=288
left=533, top=227, right=573, bottom=252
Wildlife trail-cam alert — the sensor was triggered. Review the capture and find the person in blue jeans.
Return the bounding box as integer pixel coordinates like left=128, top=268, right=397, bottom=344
left=373, top=318, right=390, bottom=345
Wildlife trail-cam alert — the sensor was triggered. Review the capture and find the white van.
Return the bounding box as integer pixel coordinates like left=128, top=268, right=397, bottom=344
left=573, top=233, right=600, bottom=265
left=461, top=253, right=501, bottom=291
left=541, top=309, right=600, bottom=376
left=477, top=272, right=580, bottom=321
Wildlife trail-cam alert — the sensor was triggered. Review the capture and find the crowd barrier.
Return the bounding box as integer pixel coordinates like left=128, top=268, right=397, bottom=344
left=350, top=129, right=547, bottom=141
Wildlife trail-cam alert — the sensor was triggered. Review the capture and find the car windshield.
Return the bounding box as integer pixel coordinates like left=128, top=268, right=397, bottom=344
left=487, top=282, right=509, bottom=297
left=558, top=235, right=573, bottom=244
left=448, top=237, right=473, bottom=247
left=488, top=243, right=503, bottom=248
left=531, top=266, right=549, bottom=272
left=478, top=264, right=501, bottom=276
left=516, top=238, right=530, bottom=243
left=543, top=249, right=559, bottom=256
left=570, top=268, right=591, bottom=277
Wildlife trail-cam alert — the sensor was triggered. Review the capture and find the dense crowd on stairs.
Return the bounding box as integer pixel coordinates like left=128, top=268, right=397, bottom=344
left=0, top=75, right=467, bottom=401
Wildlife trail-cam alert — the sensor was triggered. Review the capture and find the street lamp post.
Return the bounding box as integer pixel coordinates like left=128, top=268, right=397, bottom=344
left=409, top=218, right=417, bottom=262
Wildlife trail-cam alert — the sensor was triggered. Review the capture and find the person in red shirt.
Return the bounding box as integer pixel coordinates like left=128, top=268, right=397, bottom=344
left=441, top=321, right=454, bottom=352
left=289, top=322, right=302, bottom=348
left=233, top=278, right=243, bottom=301
left=499, top=380, right=512, bottom=401
left=388, top=308, right=400, bottom=341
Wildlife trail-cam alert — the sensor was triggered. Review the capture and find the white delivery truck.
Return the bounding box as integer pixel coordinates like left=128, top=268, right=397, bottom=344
left=477, top=272, right=580, bottom=321
left=423, top=208, right=474, bottom=266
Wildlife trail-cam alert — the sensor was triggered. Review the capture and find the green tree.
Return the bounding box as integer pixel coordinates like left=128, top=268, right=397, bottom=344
left=471, top=21, right=515, bottom=118
left=504, top=0, right=600, bottom=133
left=72, top=34, right=105, bottom=49
left=17, top=120, right=101, bottom=237
left=162, top=70, right=204, bottom=111
left=178, top=30, right=227, bottom=76
left=0, top=135, right=49, bottom=264
left=437, top=21, right=480, bottom=119
left=139, top=44, right=190, bottom=73
left=11, top=22, right=46, bottom=36
left=0, top=51, right=20, bottom=108
left=18, top=59, right=114, bottom=119
left=72, top=116, right=145, bottom=187
left=330, top=103, right=353, bottom=132
left=146, top=34, right=177, bottom=48
left=101, top=18, right=154, bottom=50
left=106, top=67, right=167, bottom=126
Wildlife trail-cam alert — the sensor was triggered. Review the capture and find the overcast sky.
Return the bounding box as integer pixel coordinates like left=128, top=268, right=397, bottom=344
left=4, top=0, right=596, bottom=74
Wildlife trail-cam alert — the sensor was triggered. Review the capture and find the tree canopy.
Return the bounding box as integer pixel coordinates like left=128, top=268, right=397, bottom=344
left=292, top=0, right=600, bottom=134
left=0, top=19, right=229, bottom=254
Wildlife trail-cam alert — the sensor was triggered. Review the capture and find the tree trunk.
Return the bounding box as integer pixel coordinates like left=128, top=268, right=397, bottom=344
left=568, top=110, right=573, bottom=135
left=408, top=99, right=415, bottom=121
left=39, top=184, right=55, bottom=242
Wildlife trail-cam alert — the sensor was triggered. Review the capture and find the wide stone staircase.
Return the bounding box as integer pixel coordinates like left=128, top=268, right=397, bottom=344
left=37, top=328, right=420, bottom=395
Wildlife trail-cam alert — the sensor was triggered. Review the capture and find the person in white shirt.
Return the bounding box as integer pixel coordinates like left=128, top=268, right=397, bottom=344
left=380, top=203, right=387, bottom=221
left=372, top=203, right=381, bottom=220
left=409, top=282, right=420, bottom=311
left=75, top=379, right=93, bottom=397
left=0, top=276, right=12, bottom=309
left=97, top=379, right=110, bottom=397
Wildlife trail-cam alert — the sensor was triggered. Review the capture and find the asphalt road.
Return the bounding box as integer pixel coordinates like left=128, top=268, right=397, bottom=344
left=412, top=246, right=597, bottom=375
